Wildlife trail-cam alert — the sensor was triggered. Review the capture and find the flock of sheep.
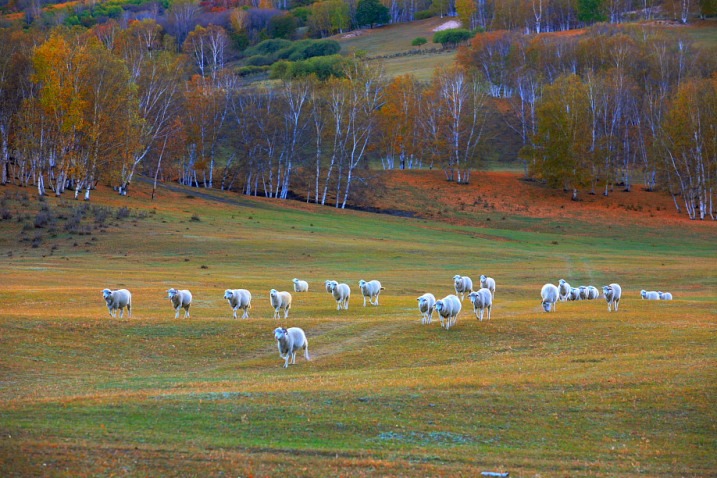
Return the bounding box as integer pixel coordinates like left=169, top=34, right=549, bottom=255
left=101, top=274, right=674, bottom=367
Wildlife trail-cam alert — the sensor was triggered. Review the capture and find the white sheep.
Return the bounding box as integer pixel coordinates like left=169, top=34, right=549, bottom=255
left=292, top=279, right=309, bottom=293
left=578, top=286, right=589, bottom=300
left=658, top=291, right=673, bottom=300
left=102, top=288, right=131, bottom=318
left=274, top=327, right=310, bottom=368
left=558, top=279, right=571, bottom=301
left=452, top=275, right=473, bottom=301
left=541, top=283, right=559, bottom=312
left=270, top=289, right=292, bottom=319
left=417, top=293, right=436, bottom=325
left=603, top=283, right=622, bottom=311
left=641, top=290, right=660, bottom=300
left=468, top=288, right=493, bottom=321
left=586, top=286, right=600, bottom=300
left=358, top=279, right=384, bottom=306
left=167, top=288, right=192, bottom=319
left=224, top=289, right=252, bottom=319
left=328, top=281, right=350, bottom=310
left=479, top=275, right=496, bottom=299
left=435, top=294, right=462, bottom=330
left=567, top=287, right=581, bottom=301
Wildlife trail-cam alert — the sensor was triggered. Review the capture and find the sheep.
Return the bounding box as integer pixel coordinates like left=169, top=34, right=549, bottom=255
left=270, top=289, right=292, bottom=319
left=417, top=293, right=436, bottom=325
left=479, top=275, right=496, bottom=299
left=558, top=279, right=571, bottom=301
left=102, top=288, right=131, bottom=318
left=167, top=288, right=192, bottom=319
left=328, top=281, right=350, bottom=310
left=292, top=278, right=309, bottom=293
left=358, top=279, right=384, bottom=306
left=567, top=287, right=581, bottom=301
left=603, top=283, right=622, bottom=311
left=641, top=290, right=661, bottom=300
left=586, top=286, right=600, bottom=300
left=578, top=286, right=589, bottom=300
left=468, top=288, right=493, bottom=321
left=435, top=294, right=462, bottom=330
left=274, top=327, right=310, bottom=368
left=541, top=283, right=559, bottom=312
left=452, top=275, right=473, bottom=301
left=224, top=289, right=252, bottom=319
left=658, top=291, right=673, bottom=300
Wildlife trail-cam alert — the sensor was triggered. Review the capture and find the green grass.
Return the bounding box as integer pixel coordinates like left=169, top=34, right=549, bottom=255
left=0, top=179, right=715, bottom=477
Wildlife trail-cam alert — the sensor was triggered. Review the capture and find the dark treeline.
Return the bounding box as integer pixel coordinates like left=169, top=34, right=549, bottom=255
left=458, top=25, right=717, bottom=219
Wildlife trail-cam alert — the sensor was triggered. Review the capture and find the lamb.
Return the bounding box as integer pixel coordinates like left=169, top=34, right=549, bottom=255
left=586, top=286, right=600, bottom=300
left=452, top=275, right=473, bottom=301
left=270, top=289, right=292, bottom=319
left=358, top=279, right=384, bottom=306
left=567, top=287, right=581, bottom=301
left=479, top=275, right=496, bottom=299
left=435, top=294, right=462, bottom=330
left=541, top=283, right=559, bottom=312
left=224, top=289, right=252, bottom=319
left=274, top=327, right=310, bottom=368
left=641, top=290, right=660, bottom=300
left=468, top=288, right=493, bottom=321
left=558, top=279, right=571, bottom=301
left=658, top=291, right=673, bottom=300
left=603, top=283, right=622, bottom=311
left=292, top=279, right=309, bottom=293
left=417, top=293, right=436, bottom=325
left=167, top=288, right=192, bottom=319
left=328, top=281, right=350, bottom=310
left=578, top=286, right=589, bottom=300
left=102, top=288, right=131, bottom=318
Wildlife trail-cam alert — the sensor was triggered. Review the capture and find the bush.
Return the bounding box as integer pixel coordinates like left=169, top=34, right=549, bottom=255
left=411, top=36, right=427, bottom=47
left=415, top=9, right=433, bottom=20
left=236, top=65, right=271, bottom=76
left=271, top=54, right=346, bottom=81
left=433, top=28, right=473, bottom=48
left=245, top=38, right=293, bottom=57
left=245, top=54, right=274, bottom=66
left=267, top=13, right=298, bottom=39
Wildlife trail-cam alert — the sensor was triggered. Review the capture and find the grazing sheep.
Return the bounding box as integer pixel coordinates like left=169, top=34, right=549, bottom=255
left=641, top=290, right=660, bottom=300
left=567, top=287, right=581, bottom=301
left=417, top=293, right=436, bottom=325
left=468, top=288, right=493, bottom=321
left=658, top=291, right=673, bottom=300
left=558, top=279, right=571, bottom=301
left=274, top=327, right=310, bottom=368
left=358, top=279, right=384, bottom=306
left=603, top=283, right=622, bottom=311
left=479, top=275, right=496, bottom=299
left=435, top=294, right=462, bottom=330
left=541, top=283, right=559, bottom=312
left=167, top=288, right=192, bottom=319
left=102, top=288, right=132, bottom=318
left=586, top=286, right=600, bottom=300
left=270, top=289, right=292, bottom=319
left=224, top=289, right=252, bottom=319
left=292, top=279, right=309, bottom=293
left=452, top=275, right=473, bottom=301
left=328, top=281, right=350, bottom=310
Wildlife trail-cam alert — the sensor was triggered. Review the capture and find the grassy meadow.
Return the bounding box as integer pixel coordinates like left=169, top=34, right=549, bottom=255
left=0, top=177, right=715, bottom=477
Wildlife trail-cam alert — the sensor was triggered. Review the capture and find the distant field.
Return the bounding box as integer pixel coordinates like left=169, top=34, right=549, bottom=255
left=0, top=172, right=715, bottom=477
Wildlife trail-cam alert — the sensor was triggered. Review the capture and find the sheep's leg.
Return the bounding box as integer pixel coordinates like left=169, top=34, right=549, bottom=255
left=291, top=352, right=296, bottom=364
left=615, top=300, right=619, bottom=311
left=233, top=308, right=238, bottom=319
left=344, top=299, right=349, bottom=310
left=174, top=307, right=180, bottom=319
left=284, top=308, right=289, bottom=319
left=119, top=308, right=124, bottom=319
left=283, top=356, right=289, bottom=368
left=304, top=346, right=310, bottom=361
left=487, top=305, right=491, bottom=320
left=127, top=304, right=131, bottom=318
left=363, top=296, right=367, bottom=307
left=185, top=307, right=190, bottom=319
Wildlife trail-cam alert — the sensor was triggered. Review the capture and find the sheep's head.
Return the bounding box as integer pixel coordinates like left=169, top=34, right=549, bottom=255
left=102, top=289, right=112, bottom=299
left=328, top=281, right=337, bottom=292
left=468, top=291, right=479, bottom=304
left=480, top=274, right=487, bottom=282
left=274, top=327, right=287, bottom=340
left=640, top=290, right=647, bottom=298
left=452, top=275, right=461, bottom=282
left=270, top=289, right=278, bottom=298
left=358, top=280, right=366, bottom=287
left=603, top=286, right=612, bottom=297
left=541, top=300, right=552, bottom=312
left=167, top=288, right=178, bottom=299
left=224, top=289, right=234, bottom=300
left=293, top=279, right=299, bottom=284
left=435, top=300, right=445, bottom=312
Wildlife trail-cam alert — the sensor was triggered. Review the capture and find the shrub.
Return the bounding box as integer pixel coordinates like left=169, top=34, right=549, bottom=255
left=245, top=54, right=274, bottom=66
left=433, top=28, right=473, bottom=48
left=415, top=9, right=433, bottom=20
left=245, top=38, right=293, bottom=57
left=411, top=36, right=427, bottom=47
left=236, top=65, right=271, bottom=76
left=270, top=54, right=346, bottom=80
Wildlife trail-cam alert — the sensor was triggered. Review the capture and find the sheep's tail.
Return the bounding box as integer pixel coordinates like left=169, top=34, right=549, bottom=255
left=304, top=343, right=310, bottom=361
left=248, top=302, right=252, bottom=309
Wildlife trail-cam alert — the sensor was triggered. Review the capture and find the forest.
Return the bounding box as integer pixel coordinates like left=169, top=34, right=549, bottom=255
left=0, top=0, right=715, bottom=218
